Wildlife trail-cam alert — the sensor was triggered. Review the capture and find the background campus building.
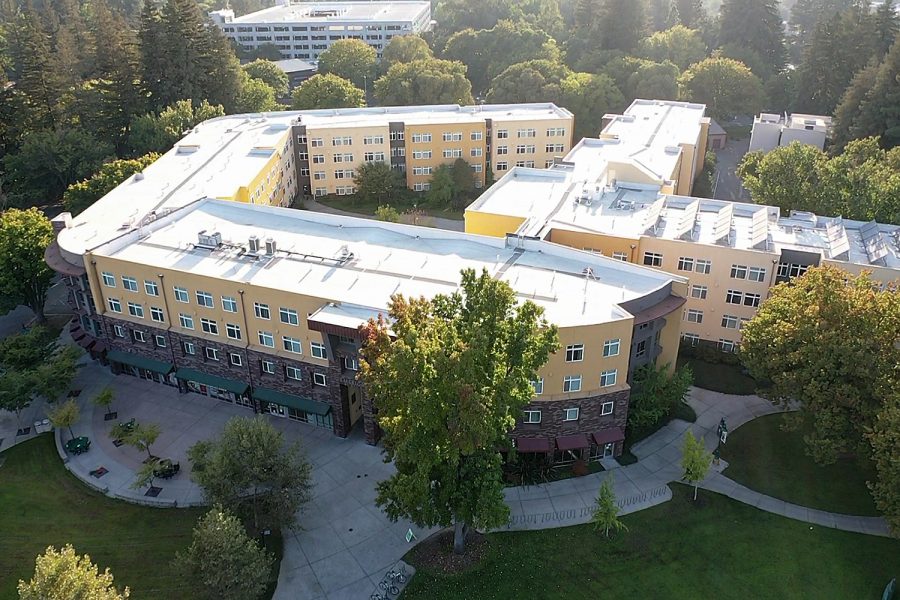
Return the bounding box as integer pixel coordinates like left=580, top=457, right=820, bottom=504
left=209, top=1, right=432, bottom=61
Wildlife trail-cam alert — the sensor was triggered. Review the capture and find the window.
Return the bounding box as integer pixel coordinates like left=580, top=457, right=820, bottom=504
left=182, top=341, right=195, bottom=355
left=258, top=331, right=274, bottom=347
left=222, top=296, right=238, bottom=313
left=108, top=298, right=122, bottom=313
left=312, top=154, right=325, bottom=164
left=612, top=251, right=628, bottom=261
left=334, top=169, right=355, bottom=179
left=677, top=257, right=694, bottom=271
left=196, top=291, right=214, bottom=308
left=681, top=333, right=700, bottom=346
left=154, top=335, right=166, bottom=348
left=121, top=276, right=138, bottom=292
left=600, top=369, right=617, bottom=387
left=283, top=336, right=302, bottom=353
left=635, top=340, right=646, bottom=357
left=471, top=131, right=483, bottom=141
left=563, top=375, right=582, bottom=393
left=411, top=133, right=432, bottom=143
left=150, top=307, right=164, bottom=322
left=412, top=150, right=432, bottom=159
left=200, top=318, right=219, bottom=335
left=311, top=342, right=327, bottom=359
left=565, top=344, right=584, bottom=362
left=744, top=293, right=761, bottom=307
left=313, top=171, right=326, bottom=180
left=254, top=302, right=270, bottom=319
left=691, top=285, right=708, bottom=299
left=496, top=145, right=508, bottom=155
left=114, top=325, right=125, bottom=338
left=286, top=365, right=302, bottom=380
left=229, top=353, right=243, bottom=366
left=730, top=264, right=748, bottom=279
left=226, top=323, right=242, bottom=340
left=363, top=135, right=384, bottom=145
left=778, top=263, right=810, bottom=278
left=515, top=144, right=535, bottom=154
left=179, top=314, right=194, bottom=329
left=564, top=407, right=579, bottom=421
left=496, top=129, right=509, bottom=139
left=601, top=401, right=614, bottom=416
left=726, top=290, right=743, bottom=304
left=472, top=163, right=483, bottom=173
left=600, top=339, right=620, bottom=357
left=314, top=187, right=327, bottom=197
left=127, top=302, right=143, bottom=318
left=413, top=182, right=431, bottom=192
left=279, top=307, right=299, bottom=325
left=471, top=147, right=483, bottom=157
left=643, top=252, right=663, bottom=267
left=547, top=127, right=566, bottom=137
left=748, top=266, right=766, bottom=282
left=721, top=314, right=740, bottom=329
left=389, top=130, right=404, bottom=141
left=132, top=330, right=146, bottom=343
left=532, top=378, right=543, bottom=395
left=363, top=151, right=385, bottom=162
left=517, top=128, right=536, bottom=138
left=343, top=355, right=359, bottom=371
left=442, top=132, right=462, bottom=141
left=332, top=153, right=353, bottom=163
left=102, top=272, right=115, bottom=287
left=686, top=309, right=703, bottom=323
left=718, top=339, right=736, bottom=352
left=261, top=360, right=276, bottom=374
left=443, top=148, right=462, bottom=158
left=205, top=347, right=219, bottom=361
left=332, top=136, right=352, bottom=146
left=523, top=410, right=541, bottom=424
left=695, top=260, right=711, bottom=274
left=144, top=281, right=159, bottom=296
left=496, top=161, right=508, bottom=171
left=545, top=143, right=565, bottom=153
left=515, top=160, right=535, bottom=168
left=313, top=372, right=327, bottom=387
left=174, top=286, right=189, bottom=303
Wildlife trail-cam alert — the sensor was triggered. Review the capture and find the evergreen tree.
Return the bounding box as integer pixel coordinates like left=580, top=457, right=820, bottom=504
left=597, top=0, right=647, bottom=52
left=675, top=0, right=705, bottom=28
left=8, top=7, right=65, bottom=129
left=138, top=0, right=166, bottom=110
left=872, top=0, right=899, bottom=59
left=718, top=0, right=787, bottom=75
left=850, top=37, right=900, bottom=148
left=833, top=61, right=879, bottom=148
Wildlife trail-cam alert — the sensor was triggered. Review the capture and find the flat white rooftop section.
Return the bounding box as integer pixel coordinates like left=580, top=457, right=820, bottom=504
left=231, top=1, right=430, bottom=23
left=95, top=199, right=681, bottom=328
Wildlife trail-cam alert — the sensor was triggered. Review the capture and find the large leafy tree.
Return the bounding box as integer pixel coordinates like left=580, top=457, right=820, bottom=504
left=638, top=24, right=707, bottom=70
left=18, top=545, right=129, bottom=600
left=840, top=36, right=900, bottom=149
left=736, top=142, right=825, bottom=214
left=354, top=161, right=405, bottom=206
left=290, top=74, right=365, bottom=110
left=868, top=389, right=900, bottom=535
left=627, top=60, right=680, bottom=102
left=64, top=153, right=160, bottom=215
left=677, top=57, right=765, bottom=120
left=381, top=35, right=433, bottom=71
left=234, top=75, right=278, bottom=113
left=359, top=268, right=559, bottom=554
left=374, top=58, right=474, bottom=106
left=318, top=39, right=377, bottom=91
left=127, top=99, right=224, bottom=156
left=0, top=208, right=54, bottom=323
left=188, top=416, right=313, bottom=535
left=627, top=363, right=693, bottom=429
left=718, top=0, right=786, bottom=75
left=242, top=59, right=289, bottom=98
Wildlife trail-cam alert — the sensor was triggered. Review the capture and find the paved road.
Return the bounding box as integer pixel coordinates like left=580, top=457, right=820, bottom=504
left=713, top=138, right=751, bottom=202
left=302, top=198, right=465, bottom=232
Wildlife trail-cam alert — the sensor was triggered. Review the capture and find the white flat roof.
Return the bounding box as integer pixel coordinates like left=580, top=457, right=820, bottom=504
left=92, top=200, right=681, bottom=328
left=232, top=2, right=430, bottom=23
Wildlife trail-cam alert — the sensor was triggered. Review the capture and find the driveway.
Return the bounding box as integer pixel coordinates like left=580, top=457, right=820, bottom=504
left=713, top=138, right=751, bottom=202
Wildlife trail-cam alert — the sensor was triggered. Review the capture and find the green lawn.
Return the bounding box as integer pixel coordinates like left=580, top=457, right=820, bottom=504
left=403, top=485, right=900, bottom=600
left=722, top=413, right=879, bottom=516
left=677, top=356, right=757, bottom=395
left=315, top=195, right=465, bottom=221
left=0, top=435, right=203, bottom=599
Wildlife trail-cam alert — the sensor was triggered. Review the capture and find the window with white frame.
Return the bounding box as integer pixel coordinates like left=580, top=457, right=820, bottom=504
left=643, top=252, right=663, bottom=267
left=254, top=302, right=270, bottom=319
left=496, top=145, right=508, bottom=155
left=283, top=336, right=302, bottom=353
left=565, top=344, right=584, bottom=362
left=471, top=131, right=483, bottom=141
left=332, top=136, right=352, bottom=146
left=313, top=171, right=326, bottom=181
left=363, top=151, right=385, bottom=162
left=442, top=132, right=462, bottom=141
left=261, top=360, right=276, bottom=374
left=144, top=281, right=159, bottom=296
left=686, top=309, right=703, bottom=323
left=127, top=302, right=143, bottom=318
left=310, top=137, right=324, bottom=147
left=517, top=128, right=536, bottom=138
left=312, top=154, right=325, bottom=163
left=442, top=148, right=462, bottom=158
left=132, top=330, right=146, bottom=343
left=721, top=314, right=740, bottom=329
left=515, top=160, right=535, bottom=167
left=718, top=339, right=736, bottom=352
left=336, top=185, right=355, bottom=195
left=413, top=182, right=431, bottom=191
left=730, top=264, right=748, bottom=279
left=310, top=342, right=327, bottom=359
left=150, top=307, right=164, bottom=322
left=205, top=347, right=219, bottom=361
left=174, top=286, right=189, bottom=303
left=258, top=331, right=274, bottom=347
left=747, top=266, right=766, bottom=282
left=314, top=187, right=327, bottom=197
left=333, top=153, right=353, bottom=163
left=389, top=130, right=404, bottom=141
left=564, top=407, right=579, bottom=421
left=343, top=355, right=359, bottom=371
left=635, top=339, right=646, bottom=357
left=102, top=272, right=115, bottom=287
left=472, top=163, right=483, bottom=173
left=600, top=369, right=617, bottom=387
left=547, top=127, right=566, bottom=136
left=677, top=257, right=694, bottom=271
left=691, top=285, right=708, bottom=299
left=601, top=401, right=614, bottom=416
left=179, top=314, right=194, bottom=329
left=515, top=144, right=535, bottom=154
left=412, top=150, right=432, bottom=159
left=286, top=365, right=302, bottom=380
left=545, top=143, right=565, bottom=153
left=182, top=341, right=195, bottom=355
left=108, top=298, right=122, bottom=313
left=532, top=378, right=543, bottom=395
left=114, top=325, right=125, bottom=338
left=279, top=307, right=299, bottom=325
left=603, top=338, right=620, bottom=357
left=563, top=375, right=582, bottom=393
left=196, top=291, right=214, bottom=308
left=155, top=335, right=166, bottom=348
left=523, top=410, right=541, bottom=423
left=496, top=161, right=508, bottom=171
left=695, top=259, right=711, bottom=274
left=411, top=133, right=432, bottom=143
left=681, top=332, right=700, bottom=346
left=313, top=372, right=327, bottom=386
left=744, top=293, right=761, bottom=307
left=222, top=296, right=238, bottom=313
left=201, top=318, right=218, bottom=335
left=363, top=135, right=384, bottom=145
left=122, top=276, right=138, bottom=292
left=226, top=323, right=242, bottom=340
left=412, top=166, right=432, bottom=176
left=496, top=129, right=509, bottom=139
left=725, top=289, right=743, bottom=304
left=612, top=251, right=628, bottom=261
left=229, top=353, right=243, bottom=366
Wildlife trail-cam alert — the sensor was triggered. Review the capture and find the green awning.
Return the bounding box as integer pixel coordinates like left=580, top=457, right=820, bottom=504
left=107, top=350, right=174, bottom=375
left=175, top=368, right=249, bottom=395
left=252, top=387, right=331, bottom=416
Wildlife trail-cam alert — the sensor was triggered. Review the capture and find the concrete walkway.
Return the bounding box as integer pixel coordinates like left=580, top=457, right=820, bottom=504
left=302, top=198, right=465, bottom=232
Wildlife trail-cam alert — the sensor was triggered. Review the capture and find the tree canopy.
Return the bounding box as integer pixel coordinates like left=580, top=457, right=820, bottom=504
left=374, top=59, right=475, bottom=106
left=290, top=74, right=365, bottom=110
left=677, top=57, right=765, bottom=120
left=242, top=59, right=289, bottom=98
left=318, top=39, right=377, bottom=91
left=63, top=154, right=160, bottom=216
left=0, top=208, right=55, bottom=322
left=834, top=36, right=900, bottom=149
left=638, top=25, right=707, bottom=70
left=354, top=161, right=405, bottom=206
left=381, top=35, right=433, bottom=71
left=128, top=100, right=224, bottom=157
left=19, top=545, right=129, bottom=600
left=359, top=268, right=559, bottom=553
left=717, top=0, right=787, bottom=75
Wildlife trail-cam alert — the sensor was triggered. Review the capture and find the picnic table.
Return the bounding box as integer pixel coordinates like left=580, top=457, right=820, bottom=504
left=65, top=436, right=91, bottom=455
left=153, top=458, right=180, bottom=479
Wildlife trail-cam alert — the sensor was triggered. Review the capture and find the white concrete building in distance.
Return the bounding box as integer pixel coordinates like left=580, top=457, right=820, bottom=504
left=210, top=1, right=432, bottom=61
left=748, top=112, right=832, bottom=154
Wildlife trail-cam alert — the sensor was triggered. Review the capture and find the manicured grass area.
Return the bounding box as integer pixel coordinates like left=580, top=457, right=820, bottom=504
left=0, top=435, right=203, bottom=599
left=316, top=195, right=465, bottom=221
left=677, top=356, right=757, bottom=395
left=403, top=484, right=900, bottom=600
left=722, top=413, right=879, bottom=516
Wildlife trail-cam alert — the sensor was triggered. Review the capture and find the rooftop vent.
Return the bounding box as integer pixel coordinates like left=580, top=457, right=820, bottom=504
left=265, top=237, right=277, bottom=255
left=197, top=230, right=222, bottom=247
left=134, top=172, right=145, bottom=181
left=248, top=235, right=260, bottom=254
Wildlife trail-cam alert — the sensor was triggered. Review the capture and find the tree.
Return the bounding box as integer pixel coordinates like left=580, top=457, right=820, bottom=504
left=18, top=545, right=129, bottom=600
left=5, top=8, right=66, bottom=130
left=872, top=0, right=899, bottom=59
left=591, top=475, right=627, bottom=538
left=381, top=35, right=432, bottom=71
left=678, top=57, right=765, bottom=120
left=867, top=390, right=900, bottom=535
left=833, top=62, right=880, bottom=149
left=125, top=422, right=161, bottom=460
left=48, top=399, right=80, bottom=441
left=131, top=461, right=158, bottom=491
left=575, top=0, right=647, bottom=53
left=318, top=39, right=376, bottom=90
left=627, top=363, right=693, bottom=429
left=128, top=99, right=225, bottom=156
left=63, top=154, right=160, bottom=216
left=843, top=37, right=900, bottom=149
left=718, top=0, right=787, bottom=75
left=426, top=164, right=458, bottom=207
left=174, top=507, right=273, bottom=600
left=741, top=267, right=900, bottom=464
left=681, top=430, right=711, bottom=500
left=290, top=74, right=365, bottom=110
left=234, top=75, right=278, bottom=113
left=0, top=208, right=54, bottom=323
left=736, top=143, right=825, bottom=214
left=0, top=370, right=37, bottom=429
left=375, top=205, right=401, bottom=222
left=354, top=161, right=404, bottom=206
left=486, top=59, right=570, bottom=103
left=626, top=61, right=680, bottom=103
left=359, top=268, right=559, bottom=554
left=188, top=416, right=313, bottom=534
left=32, top=346, right=80, bottom=402
left=374, top=59, right=475, bottom=106
left=242, top=59, right=289, bottom=98
left=0, top=325, right=59, bottom=371
left=93, top=387, right=115, bottom=417
left=639, top=25, right=707, bottom=70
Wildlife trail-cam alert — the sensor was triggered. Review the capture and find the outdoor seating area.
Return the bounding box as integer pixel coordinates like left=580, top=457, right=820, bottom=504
left=64, top=436, right=91, bottom=455
left=110, top=418, right=135, bottom=442
left=152, top=458, right=180, bottom=480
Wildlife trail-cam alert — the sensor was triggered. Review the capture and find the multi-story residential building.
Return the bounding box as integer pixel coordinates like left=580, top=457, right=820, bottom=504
left=45, top=104, right=674, bottom=462
left=748, top=112, right=832, bottom=153
left=209, top=1, right=432, bottom=61
left=466, top=99, right=900, bottom=351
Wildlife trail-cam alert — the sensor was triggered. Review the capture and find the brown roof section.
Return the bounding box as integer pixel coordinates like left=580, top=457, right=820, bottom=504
left=515, top=437, right=551, bottom=453
left=44, top=239, right=85, bottom=276
left=556, top=434, right=590, bottom=451
left=630, top=294, right=685, bottom=326
left=592, top=428, right=625, bottom=446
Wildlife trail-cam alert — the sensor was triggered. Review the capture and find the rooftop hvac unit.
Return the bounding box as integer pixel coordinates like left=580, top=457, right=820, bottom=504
left=248, top=235, right=260, bottom=253
left=197, top=230, right=222, bottom=247
left=265, top=237, right=277, bottom=255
